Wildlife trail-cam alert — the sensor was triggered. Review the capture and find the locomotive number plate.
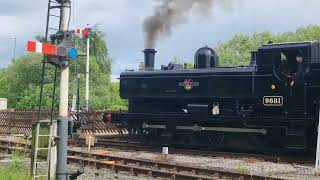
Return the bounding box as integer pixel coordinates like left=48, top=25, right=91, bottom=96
left=263, top=96, right=283, bottom=106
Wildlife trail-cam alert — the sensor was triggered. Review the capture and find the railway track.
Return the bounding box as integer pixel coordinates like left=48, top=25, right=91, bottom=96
left=70, top=137, right=315, bottom=165
left=68, top=149, right=287, bottom=180
left=0, top=138, right=30, bottom=153
left=0, top=137, right=289, bottom=180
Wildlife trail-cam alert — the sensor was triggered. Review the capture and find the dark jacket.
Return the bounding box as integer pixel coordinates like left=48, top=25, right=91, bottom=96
left=292, top=61, right=309, bottom=82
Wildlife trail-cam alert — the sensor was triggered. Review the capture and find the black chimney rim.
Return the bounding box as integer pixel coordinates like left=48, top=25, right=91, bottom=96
left=143, top=49, right=157, bottom=53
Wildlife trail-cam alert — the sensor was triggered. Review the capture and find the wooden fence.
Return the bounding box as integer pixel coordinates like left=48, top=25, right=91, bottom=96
left=71, top=111, right=127, bottom=135
left=0, top=110, right=51, bottom=134
left=0, top=110, right=127, bottom=135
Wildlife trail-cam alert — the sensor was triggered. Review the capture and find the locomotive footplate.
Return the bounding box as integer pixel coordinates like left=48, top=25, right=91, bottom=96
left=140, top=121, right=266, bottom=134
left=112, top=112, right=315, bottom=130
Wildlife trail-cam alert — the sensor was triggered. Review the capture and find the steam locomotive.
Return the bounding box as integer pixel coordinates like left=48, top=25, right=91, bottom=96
left=109, top=41, right=320, bottom=151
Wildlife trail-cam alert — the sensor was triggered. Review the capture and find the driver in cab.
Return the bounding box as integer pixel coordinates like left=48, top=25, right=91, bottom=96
left=288, top=52, right=308, bottom=87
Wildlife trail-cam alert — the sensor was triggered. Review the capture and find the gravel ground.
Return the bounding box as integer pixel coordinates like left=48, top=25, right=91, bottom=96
left=69, top=164, right=163, bottom=180
left=0, top=153, right=155, bottom=180
left=84, top=148, right=320, bottom=180
left=1, top=135, right=319, bottom=179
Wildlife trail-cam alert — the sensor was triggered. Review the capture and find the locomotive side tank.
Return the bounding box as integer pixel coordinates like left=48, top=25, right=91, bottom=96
left=113, top=41, right=320, bottom=151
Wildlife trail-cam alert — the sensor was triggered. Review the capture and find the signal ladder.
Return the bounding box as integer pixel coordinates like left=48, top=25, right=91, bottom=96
left=32, top=122, right=54, bottom=180
left=45, top=0, right=63, bottom=39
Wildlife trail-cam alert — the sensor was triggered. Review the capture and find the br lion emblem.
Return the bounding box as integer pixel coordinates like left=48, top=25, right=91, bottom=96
left=179, top=79, right=199, bottom=91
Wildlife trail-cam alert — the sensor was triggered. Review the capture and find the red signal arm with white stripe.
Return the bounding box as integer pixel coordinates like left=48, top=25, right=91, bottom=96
left=75, top=28, right=89, bottom=37
left=27, top=41, right=57, bottom=55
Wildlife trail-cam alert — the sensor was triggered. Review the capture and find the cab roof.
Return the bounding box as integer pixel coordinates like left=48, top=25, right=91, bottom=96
left=259, top=41, right=319, bottom=50
left=257, top=41, right=320, bottom=63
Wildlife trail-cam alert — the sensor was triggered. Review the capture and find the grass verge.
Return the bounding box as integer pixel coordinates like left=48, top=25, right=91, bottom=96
left=0, top=151, right=31, bottom=180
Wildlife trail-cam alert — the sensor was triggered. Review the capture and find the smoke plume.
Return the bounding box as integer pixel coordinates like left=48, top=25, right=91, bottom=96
left=143, top=0, right=214, bottom=48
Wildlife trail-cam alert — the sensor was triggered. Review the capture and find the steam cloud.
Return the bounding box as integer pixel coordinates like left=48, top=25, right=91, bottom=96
left=143, top=0, right=214, bottom=48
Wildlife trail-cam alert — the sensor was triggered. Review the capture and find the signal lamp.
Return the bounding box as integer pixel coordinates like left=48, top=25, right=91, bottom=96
left=57, top=46, right=67, bottom=57
left=69, top=48, right=78, bottom=59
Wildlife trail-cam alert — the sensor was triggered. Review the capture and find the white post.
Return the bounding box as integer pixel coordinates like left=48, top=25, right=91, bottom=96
left=50, top=121, right=57, bottom=179
left=56, top=1, right=71, bottom=179
left=162, top=147, right=169, bottom=155
left=59, top=65, right=70, bottom=118
left=316, top=106, right=320, bottom=171
left=12, top=37, right=16, bottom=60
left=85, top=36, right=90, bottom=111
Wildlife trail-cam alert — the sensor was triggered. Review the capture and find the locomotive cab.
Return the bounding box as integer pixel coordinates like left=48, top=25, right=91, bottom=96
left=257, top=42, right=311, bottom=81
left=256, top=41, right=320, bottom=116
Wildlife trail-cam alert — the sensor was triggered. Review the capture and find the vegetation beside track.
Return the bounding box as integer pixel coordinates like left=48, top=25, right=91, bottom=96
left=0, top=151, right=31, bottom=180
left=0, top=26, right=127, bottom=111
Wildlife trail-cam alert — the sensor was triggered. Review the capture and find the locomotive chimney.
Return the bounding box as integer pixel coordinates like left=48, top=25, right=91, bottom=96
left=143, top=49, right=157, bottom=70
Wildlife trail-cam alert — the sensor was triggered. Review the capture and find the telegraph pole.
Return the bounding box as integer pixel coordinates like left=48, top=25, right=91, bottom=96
left=12, top=37, right=16, bottom=60
left=56, top=0, right=71, bottom=179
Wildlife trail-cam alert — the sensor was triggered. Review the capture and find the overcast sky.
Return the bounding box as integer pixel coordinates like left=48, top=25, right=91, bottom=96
left=1, top=0, right=320, bottom=79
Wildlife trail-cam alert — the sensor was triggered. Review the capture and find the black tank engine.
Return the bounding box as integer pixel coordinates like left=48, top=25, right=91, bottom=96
left=111, top=41, right=320, bottom=151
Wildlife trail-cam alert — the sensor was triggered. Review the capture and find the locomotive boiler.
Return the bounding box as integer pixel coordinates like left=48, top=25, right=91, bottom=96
left=110, top=41, right=320, bottom=151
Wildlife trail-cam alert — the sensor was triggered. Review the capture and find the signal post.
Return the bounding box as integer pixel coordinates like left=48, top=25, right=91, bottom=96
left=56, top=0, right=71, bottom=179
left=27, top=1, right=74, bottom=179
left=28, top=9, right=90, bottom=180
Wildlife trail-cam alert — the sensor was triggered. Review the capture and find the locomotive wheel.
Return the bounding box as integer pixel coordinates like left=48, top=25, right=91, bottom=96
left=137, top=125, right=148, bottom=141
left=128, top=127, right=135, bottom=136
left=127, top=122, right=147, bottom=141
left=207, top=132, right=225, bottom=148
left=180, top=132, right=199, bottom=145
left=266, top=128, right=285, bottom=148
left=135, top=122, right=161, bottom=144
left=306, top=126, right=317, bottom=148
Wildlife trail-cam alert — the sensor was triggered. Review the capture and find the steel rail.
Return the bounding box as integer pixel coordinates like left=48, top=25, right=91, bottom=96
left=68, top=149, right=287, bottom=180
left=0, top=138, right=304, bottom=180
left=71, top=137, right=314, bottom=165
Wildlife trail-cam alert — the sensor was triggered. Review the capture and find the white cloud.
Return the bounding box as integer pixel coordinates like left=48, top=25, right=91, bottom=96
left=71, top=0, right=150, bottom=31
left=1, top=0, right=320, bottom=73
left=0, top=0, right=152, bottom=68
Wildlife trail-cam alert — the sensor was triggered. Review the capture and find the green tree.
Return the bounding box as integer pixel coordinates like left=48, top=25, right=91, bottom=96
left=0, top=26, right=116, bottom=110
left=70, top=26, right=113, bottom=110
left=0, top=53, right=56, bottom=108
left=16, top=84, right=58, bottom=109
left=171, top=56, right=194, bottom=69
left=216, top=25, right=320, bottom=66
left=109, top=82, right=128, bottom=111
